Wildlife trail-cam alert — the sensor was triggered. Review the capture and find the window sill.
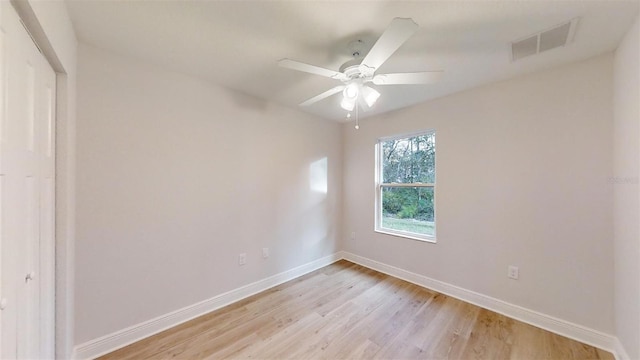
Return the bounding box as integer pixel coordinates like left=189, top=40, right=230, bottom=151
left=374, top=228, right=437, bottom=244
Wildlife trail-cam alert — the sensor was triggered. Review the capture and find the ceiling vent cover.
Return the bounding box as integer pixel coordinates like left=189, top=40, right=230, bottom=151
left=511, top=18, right=579, bottom=61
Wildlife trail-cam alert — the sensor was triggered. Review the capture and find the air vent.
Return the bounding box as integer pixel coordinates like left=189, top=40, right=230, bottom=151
left=511, top=18, right=579, bottom=61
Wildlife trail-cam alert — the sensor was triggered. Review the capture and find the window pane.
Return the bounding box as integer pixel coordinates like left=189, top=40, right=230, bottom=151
left=382, top=133, right=435, bottom=184
left=381, top=186, right=434, bottom=237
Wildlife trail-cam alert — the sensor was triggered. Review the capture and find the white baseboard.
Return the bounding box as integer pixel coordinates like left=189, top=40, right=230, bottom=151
left=613, top=337, right=631, bottom=360
left=73, top=252, right=343, bottom=360
left=74, top=250, right=622, bottom=359
left=341, top=251, right=617, bottom=354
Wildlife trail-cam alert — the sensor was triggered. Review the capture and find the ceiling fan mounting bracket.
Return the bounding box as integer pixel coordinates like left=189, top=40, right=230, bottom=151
left=347, top=39, right=367, bottom=57
left=340, top=39, right=371, bottom=78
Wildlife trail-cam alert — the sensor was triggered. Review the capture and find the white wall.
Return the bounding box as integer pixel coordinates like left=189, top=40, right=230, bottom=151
left=75, top=44, right=342, bottom=344
left=343, top=54, right=614, bottom=334
left=613, top=15, right=640, bottom=360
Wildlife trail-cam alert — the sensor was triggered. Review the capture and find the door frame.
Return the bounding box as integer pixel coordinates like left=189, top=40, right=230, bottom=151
left=9, top=1, right=76, bottom=358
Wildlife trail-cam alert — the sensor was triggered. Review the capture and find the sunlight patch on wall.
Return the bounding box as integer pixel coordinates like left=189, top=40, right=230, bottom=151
left=309, top=157, right=328, bottom=194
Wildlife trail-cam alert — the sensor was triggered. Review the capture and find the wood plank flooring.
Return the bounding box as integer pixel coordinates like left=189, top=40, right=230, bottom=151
left=99, top=260, right=613, bottom=359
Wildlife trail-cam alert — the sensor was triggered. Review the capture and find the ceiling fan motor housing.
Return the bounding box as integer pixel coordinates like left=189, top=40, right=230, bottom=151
left=340, top=60, right=375, bottom=81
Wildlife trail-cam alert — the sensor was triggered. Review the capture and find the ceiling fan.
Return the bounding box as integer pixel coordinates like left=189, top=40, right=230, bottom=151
left=279, top=17, right=443, bottom=113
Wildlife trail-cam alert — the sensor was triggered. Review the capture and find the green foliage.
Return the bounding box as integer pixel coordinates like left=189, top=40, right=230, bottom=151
left=382, top=190, right=402, bottom=214
left=381, top=187, right=434, bottom=222
left=398, top=204, right=418, bottom=219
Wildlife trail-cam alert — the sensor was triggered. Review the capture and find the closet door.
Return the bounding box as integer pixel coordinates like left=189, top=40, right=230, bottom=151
left=0, top=2, right=56, bottom=359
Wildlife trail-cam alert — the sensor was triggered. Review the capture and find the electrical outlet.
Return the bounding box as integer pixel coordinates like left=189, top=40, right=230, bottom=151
left=350, top=231, right=356, bottom=240
left=238, top=253, right=247, bottom=266
left=262, top=247, right=269, bottom=259
left=508, top=265, right=519, bottom=280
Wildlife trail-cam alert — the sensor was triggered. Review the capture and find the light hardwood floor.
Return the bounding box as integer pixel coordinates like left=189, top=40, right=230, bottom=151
left=100, top=260, right=613, bottom=359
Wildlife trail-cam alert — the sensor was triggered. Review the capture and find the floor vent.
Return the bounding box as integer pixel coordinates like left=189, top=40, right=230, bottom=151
left=511, top=18, right=579, bottom=61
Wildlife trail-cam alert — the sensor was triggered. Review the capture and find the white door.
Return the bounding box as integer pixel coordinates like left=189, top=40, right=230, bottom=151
left=0, top=2, right=56, bottom=359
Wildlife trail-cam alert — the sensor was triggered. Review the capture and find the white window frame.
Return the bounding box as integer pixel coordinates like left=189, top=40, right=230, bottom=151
left=375, top=130, right=436, bottom=243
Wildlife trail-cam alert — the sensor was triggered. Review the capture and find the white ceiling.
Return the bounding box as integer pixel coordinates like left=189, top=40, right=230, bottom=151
left=65, top=0, right=639, bottom=122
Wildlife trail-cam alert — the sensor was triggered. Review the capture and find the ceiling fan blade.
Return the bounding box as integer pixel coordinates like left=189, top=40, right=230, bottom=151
left=300, top=86, right=345, bottom=106
left=360, top=18, right=419, bottom=71
left=372, top=71, right=444, bottom=85
left=279, top=59, right=348, bottom=81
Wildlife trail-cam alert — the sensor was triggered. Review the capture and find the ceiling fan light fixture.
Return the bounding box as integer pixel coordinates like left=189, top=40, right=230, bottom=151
left=343, top=83, right=359, bottom=99
left=362, top=86, right=380, bottom=107
left=340, top=96, right=356, bottom=111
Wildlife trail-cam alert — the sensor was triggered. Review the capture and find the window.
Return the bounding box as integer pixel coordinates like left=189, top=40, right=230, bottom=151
left=376, top=131, right=436, bottom=242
